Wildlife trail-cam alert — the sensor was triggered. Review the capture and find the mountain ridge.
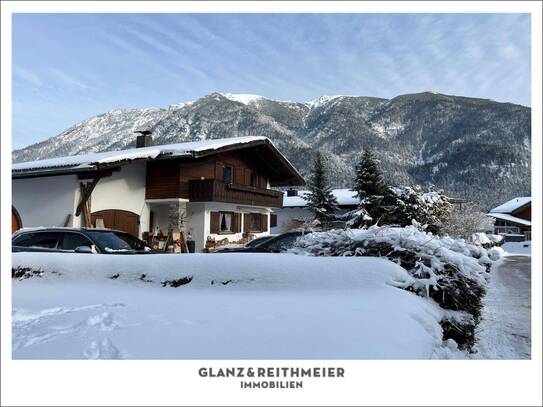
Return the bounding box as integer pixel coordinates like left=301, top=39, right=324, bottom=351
left=12, top=91, right=531, bottom=210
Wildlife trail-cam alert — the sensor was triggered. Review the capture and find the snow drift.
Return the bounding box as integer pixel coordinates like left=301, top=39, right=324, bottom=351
left=12, top=253, right=462, bottom=359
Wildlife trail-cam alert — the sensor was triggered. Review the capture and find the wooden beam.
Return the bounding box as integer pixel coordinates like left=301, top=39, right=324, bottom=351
left=77, top=167, right=119, bottom=180
left=76, top=177, right=100, bottom=217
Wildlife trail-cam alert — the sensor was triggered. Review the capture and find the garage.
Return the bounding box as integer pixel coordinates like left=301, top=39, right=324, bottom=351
left=91, top=209, right=140, bottom=237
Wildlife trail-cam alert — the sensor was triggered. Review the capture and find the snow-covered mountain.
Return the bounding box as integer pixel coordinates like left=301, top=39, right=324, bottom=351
left=12, top=92, right=531, bottom=210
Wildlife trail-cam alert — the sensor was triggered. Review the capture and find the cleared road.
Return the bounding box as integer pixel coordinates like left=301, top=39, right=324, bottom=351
left=474, top=255, right=531, bottom=359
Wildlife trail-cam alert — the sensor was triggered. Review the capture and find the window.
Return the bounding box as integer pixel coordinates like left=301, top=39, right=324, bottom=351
left=219, top=212, right=233, bottom=233
left=263, top=233, right=301, bottom=251
left=250, top=213, right=261, bottom=231
left=12, top=233, right=33, bottom=247
left=222, top=166, right=233, bottom=184
left=495, top=226, right=521, bottom=234
left=251, top=173, right=258, bottom=188
left=87, top=231, right=150, bottom=253
left=62, top=233, right=94, bottom=251
left=29, top=232, right=62, bottom=249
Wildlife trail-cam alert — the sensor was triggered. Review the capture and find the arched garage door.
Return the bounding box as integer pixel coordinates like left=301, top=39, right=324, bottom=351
left=91, top=209, right=140, bottom=237
left=12, top=206, right=22, bottom=234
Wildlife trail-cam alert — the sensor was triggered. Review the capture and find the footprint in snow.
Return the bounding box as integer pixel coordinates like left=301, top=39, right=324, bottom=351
left=86, top=312, right=117, bottom=331
left=84, top=337, right=122, bottom=360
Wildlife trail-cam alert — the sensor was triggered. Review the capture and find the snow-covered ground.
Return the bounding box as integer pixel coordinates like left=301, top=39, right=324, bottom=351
left=473, top=255, right=531, bottom=359
left=502, top=241, right=531, bottom=256
left=12, top=252, right=462, bottom=359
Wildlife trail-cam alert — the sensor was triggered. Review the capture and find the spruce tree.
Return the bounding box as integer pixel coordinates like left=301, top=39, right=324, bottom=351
left=351, top=149, right=387, bottom=223
left=353, top=149, right=387, bottom=200
left=304, top=151, right=338, bottom=224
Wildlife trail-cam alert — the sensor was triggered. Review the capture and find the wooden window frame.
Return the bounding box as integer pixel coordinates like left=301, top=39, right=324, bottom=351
left=247, top=213, right=268, bottom=233
left=249, top=213, right=261, bottom=232
left=250, top=172, right=258, bottom=188
left=222, top=165, right=233, bottom=184
left=218, top=211, right=235, bottom=235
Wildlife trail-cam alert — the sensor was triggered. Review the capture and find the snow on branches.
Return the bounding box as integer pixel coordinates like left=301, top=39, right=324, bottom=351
left=291, top=224, right=502, bottom=350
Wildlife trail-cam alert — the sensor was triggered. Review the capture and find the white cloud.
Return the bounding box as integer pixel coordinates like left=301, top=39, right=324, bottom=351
left=14, top=67, right=43, bottom=87
left=50, top=69, right=89, bottom=89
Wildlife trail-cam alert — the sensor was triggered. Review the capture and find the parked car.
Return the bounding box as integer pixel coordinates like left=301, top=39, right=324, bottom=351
left=211, top=234, right=277, bottom=253
left=245, top=234, right=278, bottom=248
left=12, top=227, right=157, bottom=254
left=212, top=231, right=308, bottom=253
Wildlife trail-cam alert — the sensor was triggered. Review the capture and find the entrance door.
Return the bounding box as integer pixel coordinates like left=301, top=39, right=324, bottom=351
left=12, top=206, right=22, bottom=234
left=91, top=209, right=140, bottom=237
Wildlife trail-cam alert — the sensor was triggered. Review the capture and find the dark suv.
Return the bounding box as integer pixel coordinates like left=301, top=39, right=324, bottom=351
left=212, top=231, right=308, bottom=253
left=12, top=228, right=155, bottom=254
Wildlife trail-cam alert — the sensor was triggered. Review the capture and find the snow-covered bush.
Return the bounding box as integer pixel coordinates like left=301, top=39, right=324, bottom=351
left=291, top=225, right=501, bottom=350
left=379, top=186, right=452, bottom=233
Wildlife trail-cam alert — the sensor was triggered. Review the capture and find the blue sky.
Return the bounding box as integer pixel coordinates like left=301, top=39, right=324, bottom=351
left=12, top=13, right=531, bottom=149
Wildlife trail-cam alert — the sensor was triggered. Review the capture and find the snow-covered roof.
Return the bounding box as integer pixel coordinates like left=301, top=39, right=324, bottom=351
left=283, top=189, right=358, bottom=207
left=12, top=136, right=268, bottom=175
left=490, top=197, right=531, bottom=214
left=487, top=213, right=531, bottom=226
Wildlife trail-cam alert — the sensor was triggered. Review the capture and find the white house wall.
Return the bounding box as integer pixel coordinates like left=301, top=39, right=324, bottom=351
left=12, top=174, right=79, bottom=228
left=185, top=202, right=271, bottom=252
left=77, top=162, right=149, bottom=237
left=185, top=202, right=207, bottom=252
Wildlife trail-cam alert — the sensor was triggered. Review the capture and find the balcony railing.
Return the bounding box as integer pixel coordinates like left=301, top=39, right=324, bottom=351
left=188, top=179, right=283, bottom=208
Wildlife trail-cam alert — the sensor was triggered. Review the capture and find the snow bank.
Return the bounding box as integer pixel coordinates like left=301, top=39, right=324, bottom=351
left=11, top=253, right=460, bottom=359
left=12, top=252, right=413, bottom=290
left=502, top=241, right=531, bottom=256
left=471, top=232, right=491, bottom=246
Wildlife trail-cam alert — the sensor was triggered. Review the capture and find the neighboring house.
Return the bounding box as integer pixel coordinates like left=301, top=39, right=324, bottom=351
left=488, top=197, right=531, bottom=241
left=270, top=189, right=358, bottom=234
left=12, top=135, right=304, bottom=252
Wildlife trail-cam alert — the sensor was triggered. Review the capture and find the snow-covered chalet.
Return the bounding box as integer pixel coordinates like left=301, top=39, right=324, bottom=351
left=488, top=197, right=531, bottom=241
left=12, top=135, right=304, bottom=252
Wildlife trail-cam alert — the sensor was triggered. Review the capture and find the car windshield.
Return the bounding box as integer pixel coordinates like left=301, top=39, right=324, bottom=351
left=246, top=236, right=275, bottom=248
left=261, top=233, right=303, bottom=251
left=87, top=231, right=150, bottom=253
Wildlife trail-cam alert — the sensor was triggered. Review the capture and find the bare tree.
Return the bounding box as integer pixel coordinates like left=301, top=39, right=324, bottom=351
left=442, top=201, right=494, bottom=240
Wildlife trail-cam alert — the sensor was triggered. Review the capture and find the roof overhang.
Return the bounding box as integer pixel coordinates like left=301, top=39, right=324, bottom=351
left=12, top=137, right=305, bottom=186
left=487, top=212, right=531, bottom=226
left=188, top=138, right=304, bottom=187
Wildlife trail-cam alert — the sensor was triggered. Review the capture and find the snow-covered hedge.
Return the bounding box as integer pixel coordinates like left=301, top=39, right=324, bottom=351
left=290, top=225, right=503, bottom=350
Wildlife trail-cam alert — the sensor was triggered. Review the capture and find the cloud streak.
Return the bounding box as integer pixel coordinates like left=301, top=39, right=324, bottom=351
left=12, top=13, right=531, bottom=148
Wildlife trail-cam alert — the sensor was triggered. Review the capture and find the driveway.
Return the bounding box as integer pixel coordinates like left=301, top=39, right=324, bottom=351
left=474, top=255, right=531, bottom=359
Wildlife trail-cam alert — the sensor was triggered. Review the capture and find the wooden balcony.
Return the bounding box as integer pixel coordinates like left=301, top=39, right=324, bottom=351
left=188, top=179, right=283, bottom=208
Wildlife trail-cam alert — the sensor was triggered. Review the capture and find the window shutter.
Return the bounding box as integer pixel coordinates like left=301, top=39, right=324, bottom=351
left=233, top=213, right=241, bottom=233
left=244, top=169, right=251, bottom=185
left=270, top=213, right=277, bottom=228
left=243, top=213, right=250, bottom=234
left=210, top=212, right=220, bottom=234
left=234, top=167, right=244, bottom=184
left=260, top=214, right=268, bottom=232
